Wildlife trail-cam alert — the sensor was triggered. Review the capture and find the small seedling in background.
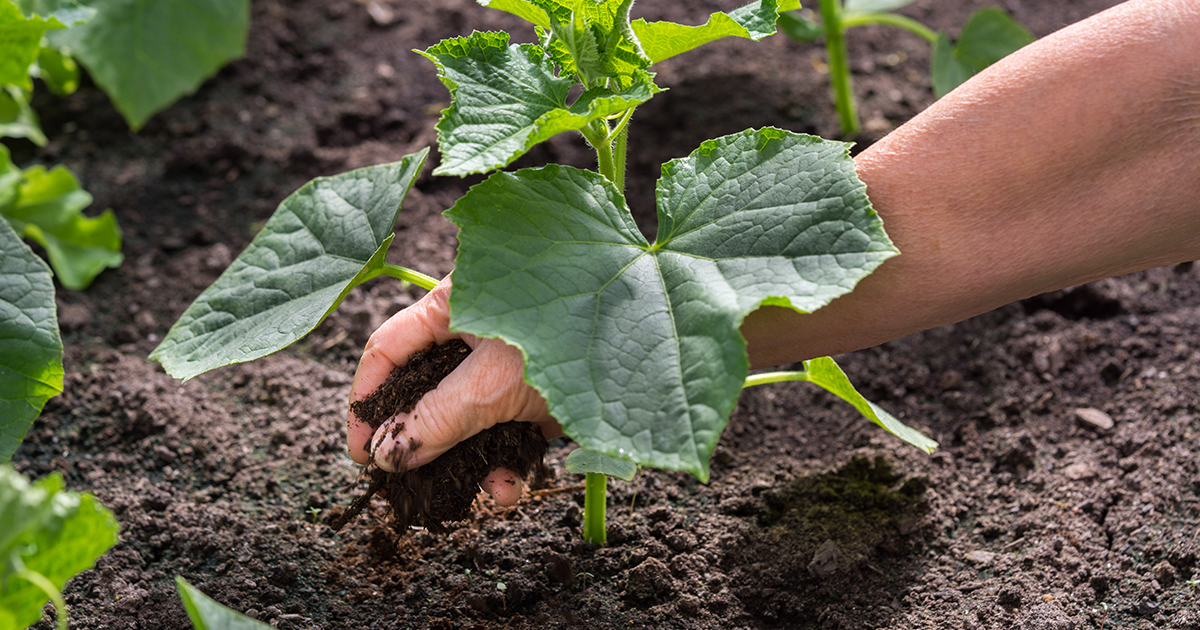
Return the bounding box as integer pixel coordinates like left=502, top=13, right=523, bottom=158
left=779, top=0, right=1033, bottom=135
left=306, top=506, right=322, bottom=524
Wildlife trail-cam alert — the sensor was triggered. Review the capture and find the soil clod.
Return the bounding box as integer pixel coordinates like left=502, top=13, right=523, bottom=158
left=332, top=339, right=547, bottom=534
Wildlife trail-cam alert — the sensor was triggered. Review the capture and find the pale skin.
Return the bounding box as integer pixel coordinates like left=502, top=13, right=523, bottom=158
left=347, top=0, right=1200, bottom=506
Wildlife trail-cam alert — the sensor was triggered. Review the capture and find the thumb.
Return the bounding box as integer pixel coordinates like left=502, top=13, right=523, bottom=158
left=370, top=336, right=550, bottom=472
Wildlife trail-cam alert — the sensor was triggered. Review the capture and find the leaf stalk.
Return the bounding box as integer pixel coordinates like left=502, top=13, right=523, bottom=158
left=582, top=472, right=608, bottom=545
left=842, top=11, right=938, bottom=43
left=819, top=0, right=860, bottom=136
left=17, top=567, right=68, bottom=630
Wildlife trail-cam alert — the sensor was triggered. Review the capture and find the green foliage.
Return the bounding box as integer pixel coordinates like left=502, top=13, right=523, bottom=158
left=150, top=152, right=431, bottom=381
left=0, top=146, right=123, bottom=291
left=0, top=465, right=118, bottom=630
left=565, top=448, right=637, bottom=481
left=843, top=0, right=912, bottom=12
left=417, top=31, right=658, bottom=176
left=932, top=7, right=1032, bottom=97
left=447, top=128, right=897, bottom=480
left=0, top=85, right=45, bottom=145
left=633, top=0, right=798, bottom=63
left=47, top=0, right=250, bottom=129
left=0, top=217, right=62, bottom=463
left=176, top=577, right=274, bottom=630
left=0, top=0, right=65, bottom=90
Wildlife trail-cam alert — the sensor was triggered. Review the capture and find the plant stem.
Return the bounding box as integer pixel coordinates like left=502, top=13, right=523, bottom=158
left=582, top=472, right=607, bottom=545
left=17, top=567, right=67, bottom=630
left=842, top=11, right=938, bottom=43
left=378, top=264, right=439, bottom=290
left=819, top=0, right=859, bottom=136
left=743, top=369, right=811, bottom=388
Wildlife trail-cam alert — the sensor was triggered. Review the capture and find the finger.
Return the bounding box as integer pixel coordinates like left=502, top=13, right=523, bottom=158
left=346, top=277, right=457, bottom=464
left=370, top=336, right=550, bottom=471
left=480, top=467, right=524, bottom=506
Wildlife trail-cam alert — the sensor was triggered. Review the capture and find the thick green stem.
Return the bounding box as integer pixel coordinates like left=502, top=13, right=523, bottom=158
left=819, top=0, right=860, bottom=136
left=842, top=11, right=938, bottom=43
left=582, top=472, right=607, bottom=546
left=584, top=119, right=617, bottom=185
left=378, top=264, right=439, bottom=290
left=17, top=567, right=67, bottom=630
left=743, top=369, right=811, bottom=388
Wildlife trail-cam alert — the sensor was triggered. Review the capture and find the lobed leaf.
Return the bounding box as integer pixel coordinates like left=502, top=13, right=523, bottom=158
left=0, top=149, right=123, bottom=291
left=150, top=151, right=428, bottom=381
left=447, top=128, right=896, bottom=480
left=932, top=7, right=1032, bottom=98
left=419, top=31, right=657, bottom=176
left=0, top=219, right=62, bottom=463
left=0, top=466, right=118, bottom=629
left=47, top=0, right=250, bottom=130
left=176, top=576, right=274, bottom=630
left=0, top=1, right=65, bottom=90
left=14, top=0, right=96, bottom=26
left=565, top=448, right=638, bottom=481
left=633, top=0, right=799, bottom=64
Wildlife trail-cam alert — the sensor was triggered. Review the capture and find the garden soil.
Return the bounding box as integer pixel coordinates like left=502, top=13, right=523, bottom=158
left=10, top=0, right=1199, bottom=628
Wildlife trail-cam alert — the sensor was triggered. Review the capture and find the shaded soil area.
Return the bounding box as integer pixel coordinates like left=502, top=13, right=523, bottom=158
left=11, top=0, right=1200, bottom=628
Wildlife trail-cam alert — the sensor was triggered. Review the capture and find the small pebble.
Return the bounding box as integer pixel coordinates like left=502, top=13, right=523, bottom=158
left=964, top=550, right=995, bottom=565
left=1062, top=462, right=1095, bottom=480
left=1074, top=407, right=1114, bottom=431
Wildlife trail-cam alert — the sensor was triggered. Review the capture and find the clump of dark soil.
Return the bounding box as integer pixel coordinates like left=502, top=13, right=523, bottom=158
left=334, top=339, right=547, bottom=533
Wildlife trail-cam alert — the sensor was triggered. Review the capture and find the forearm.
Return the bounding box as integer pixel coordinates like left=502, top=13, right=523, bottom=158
left=743, top=0, right=1200, bottom=368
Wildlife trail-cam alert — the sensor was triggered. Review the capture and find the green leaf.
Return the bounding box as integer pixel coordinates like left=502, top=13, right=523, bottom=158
left=0, top=85, right=46, bottom=145
left=33, top=46, right=81, bottom=96
left=176, top=576, right=274, bottom=630
left=478, top=0, right=550, bottom=30
left=47, top=0, right=250, bottom=130
left=419, top=31, right=657, bottom=176
left=0, top=1, right=65, bottom=89
left=150, top=151, right=428, bottom=381
left=799, top=357, right=937, bottom=452
left=565, top=447, right=637, bottom=481
left=633, top=0, right=798, bottom=64
left=843, top=0, right=915, bottom=12
left=0, top=466, right=118, bottom=629
left=931, top=8, right=1032, bottom=98
left=0, top=218, right=62, bottom=463
left=14, top=0, right=96, bottom=26
left=0, top=158, right=123, bottom=290
left=777, top=10, right=823, bottom=43
left=447, top=128, right=896, bottom=480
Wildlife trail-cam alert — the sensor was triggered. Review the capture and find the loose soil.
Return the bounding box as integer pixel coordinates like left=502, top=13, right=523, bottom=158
left=10, top=0, right=1199, bottom=628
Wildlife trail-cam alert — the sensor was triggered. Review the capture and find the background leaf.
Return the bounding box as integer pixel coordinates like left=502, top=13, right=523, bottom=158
left=633, top=0, right=798, bottom=64
left=13, top=0, right=96, bottom=26
left=420, top=32, right=657, bottom=176
left=176, top=576, right=274, bottom=630
left=0, top=466, right=117, bottom=629
left=448, top=128, right=895, bottom=480
left=47, top=0, right=250, bottom=129
left=0, top=154, right=122, bottom=290
left=0, top=86, right=46, bottom=145
left=564, top=448, right=638, bottom=481
left=32, top=46, right=81, bottom=96
left=932, top=7, right=1032, bottom=98
left=0, top=1, right=64, bottom=89
left=0, top=218, right=62, bottom=463
left=149, top=151, right=428, bottom=381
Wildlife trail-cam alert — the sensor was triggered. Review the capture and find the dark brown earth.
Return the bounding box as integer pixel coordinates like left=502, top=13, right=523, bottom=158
left=10, top=0, right=1200, bottom=628
left=335, top=339, right=548, bottom=534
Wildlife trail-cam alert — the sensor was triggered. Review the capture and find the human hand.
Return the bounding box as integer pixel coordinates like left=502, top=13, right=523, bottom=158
left=346, top=277, right=559, bottom=505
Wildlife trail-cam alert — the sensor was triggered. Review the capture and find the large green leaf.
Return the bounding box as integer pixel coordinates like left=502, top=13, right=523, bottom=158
left=47, top=0, right=250, bottom=130
left=419, top=31, right=657, bottom=177
left=0, top=151, right=123, bottom=291
left=14, top=0, right=96, bottom=26
left=0, top=466, right=117, bottom=630
left=176, top=576, right=274, bottom=630
left=0, top=1, right=65, bottom=89
left=632, top=0, right=798, bottom=64
left=565, top=447, right=637, bottom=481
left=447, top=128, right=896, bottom=480
left=932, top=7, right=1032, bottom=98
left=0, top=218, right=62, bottom=463
left=150, top=151, right=428, bottom=381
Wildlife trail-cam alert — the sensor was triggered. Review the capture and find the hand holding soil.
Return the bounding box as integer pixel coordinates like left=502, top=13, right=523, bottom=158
left=347, top=277, right=559, bottom=505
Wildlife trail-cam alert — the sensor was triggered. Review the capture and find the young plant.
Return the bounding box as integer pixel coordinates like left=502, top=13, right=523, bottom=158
left=0, top=465, right=118, bottom=630
left=779, top=0, right=1033, bottom=135
left=152, top=0, right=938, bottom=546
